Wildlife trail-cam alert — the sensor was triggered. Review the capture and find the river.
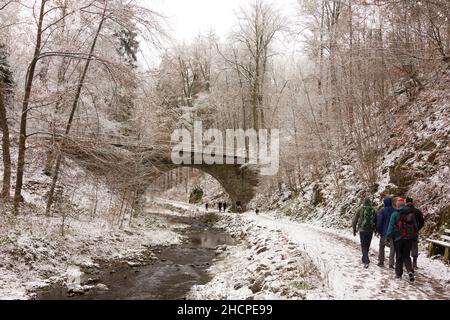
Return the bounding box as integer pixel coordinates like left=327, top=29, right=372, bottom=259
left=36, top=212, right=234, bottom=300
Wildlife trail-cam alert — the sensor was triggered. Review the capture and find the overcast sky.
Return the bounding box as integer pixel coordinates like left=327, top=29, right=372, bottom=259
left=139, top=0, right=300, bottom=68
left=148, top=0, right=299, bottom=42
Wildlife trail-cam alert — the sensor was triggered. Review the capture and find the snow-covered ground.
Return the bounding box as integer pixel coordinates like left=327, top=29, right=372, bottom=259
left=152, top=197, right=203, bottom=213
left=245, top=211, right=450, bottom=300
left=188, top=213, right=326, bottom=300
left=0, top=208, right=183, bottom=300
left=157, top=200, right=450, bottom=300
left=2, top=193, right=449, bottom=300
left=0, top=145, right=188, bottom=300
left=153, top=199, right=323, bottom=300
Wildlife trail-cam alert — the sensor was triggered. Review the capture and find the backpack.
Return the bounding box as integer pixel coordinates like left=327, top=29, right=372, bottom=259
left=360, top=207, right=375, bottom=230
left=397, top=210, right=418, bottom=239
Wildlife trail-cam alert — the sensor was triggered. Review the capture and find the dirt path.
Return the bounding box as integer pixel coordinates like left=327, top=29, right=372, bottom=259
left=247, top=213, right=450, bottom=300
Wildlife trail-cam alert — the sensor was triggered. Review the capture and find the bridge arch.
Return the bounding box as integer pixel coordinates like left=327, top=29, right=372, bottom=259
left=59, top=139, right=260, bottom=212
left=142, top=152, right=259, bottom=212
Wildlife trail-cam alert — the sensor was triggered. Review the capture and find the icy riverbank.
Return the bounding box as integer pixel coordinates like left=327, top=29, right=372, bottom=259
left=0, top=205, right=182, bottom=300
left=188, top=212, right=326, bottom=300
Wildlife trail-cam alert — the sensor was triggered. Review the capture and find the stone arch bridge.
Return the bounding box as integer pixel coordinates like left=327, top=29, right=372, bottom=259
left=56, top=135, right=260, bottom=212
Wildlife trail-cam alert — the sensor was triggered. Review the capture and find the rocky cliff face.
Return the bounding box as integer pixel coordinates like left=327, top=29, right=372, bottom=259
left=385, top=66, right=450, bottom=234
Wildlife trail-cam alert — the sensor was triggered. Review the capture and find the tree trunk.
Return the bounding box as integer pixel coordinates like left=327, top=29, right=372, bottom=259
left=347, top=0, right=355, bottom=129
left=45, top=5, right=107, bottom=216
left=13, top=0, right=47, bottom=212
left=0, top=87, right=11, bottom=202
left=44, top=2, right=68, bottom=176
left=252, top=57, right=260, bottom=131
left=318, top=0, right=325, bottom=93
left=259, top=49, right=268, bottom=129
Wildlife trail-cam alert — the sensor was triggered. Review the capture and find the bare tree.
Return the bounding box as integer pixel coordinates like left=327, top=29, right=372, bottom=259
left=232, top=0, right=286, bottom=130
left=45, top=1, right=108, bottom=216
left=45, top=0, right=167, bottom=215
left=0, top=43, right=13, bottom=202
left=13, top=0, right=48, bottom=211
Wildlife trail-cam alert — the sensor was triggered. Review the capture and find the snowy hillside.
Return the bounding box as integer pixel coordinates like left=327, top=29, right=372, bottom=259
left=0, top=146, right=182, bottom=299
left=250, top=65, right=450, bottom=237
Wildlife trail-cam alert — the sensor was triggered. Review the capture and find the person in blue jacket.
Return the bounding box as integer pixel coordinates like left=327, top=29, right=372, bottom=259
left=376, top=197, right=396, bottom=268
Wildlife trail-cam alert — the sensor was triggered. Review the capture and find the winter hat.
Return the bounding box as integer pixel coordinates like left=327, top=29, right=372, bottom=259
left=396, top=198, right=405, bottom=207
left=406, top=197, right=414, bottom=204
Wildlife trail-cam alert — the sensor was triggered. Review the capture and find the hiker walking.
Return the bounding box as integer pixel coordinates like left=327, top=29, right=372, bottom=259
left=394, top=197, right=406, bottom=211
left=352, top=198, right=377, bottom=268
left=205, top=203, right=209, bottom=211
left=386, top=197, right=418, bottom=282
left=376, top=197, right=396, bottom=268
left=236, top=201, right=242, bottom=213
left=223, top=202, right=227, bottom=212
left=403, top=198, right=424, bottom=269
left=218, top=202, right=223, bottom=212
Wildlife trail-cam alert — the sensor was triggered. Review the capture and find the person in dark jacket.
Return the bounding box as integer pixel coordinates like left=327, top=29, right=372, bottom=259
left=352, top=198, right=377, bottom=268
left=235, top=200, right=242, bottom=213
left=218, top=202, right=223, bottom=212
left=403, top=197, right=424, bottom=269
left=386, top=198, right=417, bottom=282
left=376, top=197, right=396, bottom=268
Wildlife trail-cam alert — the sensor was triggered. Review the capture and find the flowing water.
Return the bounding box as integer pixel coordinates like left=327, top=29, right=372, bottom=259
left=36, top=213, right=234, bottom=300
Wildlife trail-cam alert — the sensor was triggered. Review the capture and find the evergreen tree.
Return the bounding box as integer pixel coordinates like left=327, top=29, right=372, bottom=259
left=114, top=27, right=139, bottom=68
left=0, top=43, right=13, bottom=87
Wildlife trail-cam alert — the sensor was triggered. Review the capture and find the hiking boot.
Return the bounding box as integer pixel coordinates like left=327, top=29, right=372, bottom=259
left=409, top=272, right=415, bottom=282
left=395, top=274, right=402, bottom=279
left=389, top=265, right=395, bottom=269
left=364, top=263, right=369, bottom=269
left=377, top=262, right=384, bottom=267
